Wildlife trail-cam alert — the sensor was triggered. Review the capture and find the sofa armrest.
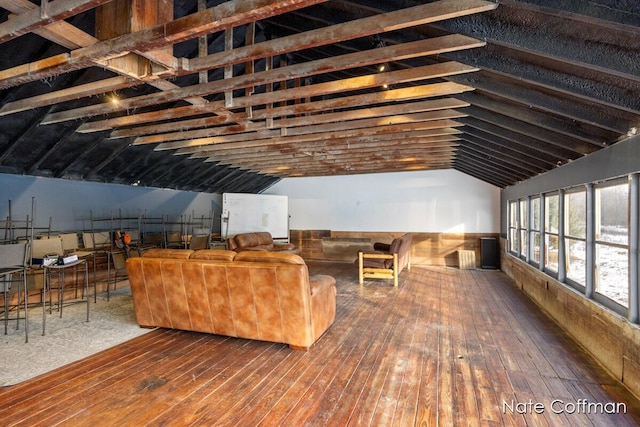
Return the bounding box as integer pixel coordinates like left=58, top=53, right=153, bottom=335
left=274, top=243, right=297, bottom=251
left=309, top=274, right=336, bottom=296
left=373, top=242, right=391, bottom=252
left=308, top=274, right=337, bottom=347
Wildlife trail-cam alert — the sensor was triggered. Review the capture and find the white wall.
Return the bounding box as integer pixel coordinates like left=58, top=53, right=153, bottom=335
left=0, top=170, right=500, bottom=235
left=0, top=174, right=221, bottom=233
left=264, top=169, right=500, bottom=233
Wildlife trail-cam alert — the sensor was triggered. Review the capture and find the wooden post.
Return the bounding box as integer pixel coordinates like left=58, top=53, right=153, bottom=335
left=95, top=0, right=173, bottom=79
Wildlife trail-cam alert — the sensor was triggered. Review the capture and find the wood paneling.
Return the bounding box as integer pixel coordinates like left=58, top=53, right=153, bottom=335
left=290, top=229, right=500, bottom=267
left=500, top=239, right=640, bottom=402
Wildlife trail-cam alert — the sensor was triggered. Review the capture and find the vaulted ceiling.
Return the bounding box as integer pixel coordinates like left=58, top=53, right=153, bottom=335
left=0, top=0, right=638, bottom=193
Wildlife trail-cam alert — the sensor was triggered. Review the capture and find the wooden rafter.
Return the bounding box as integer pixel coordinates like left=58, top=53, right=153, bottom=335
left=77, top=86, right=470, bottom=134
left=0, top=0, right=331, bottom=89
left=108, top=98, right=469, bottom=139
left=44, top=62, right=476, bottom=125
left=0, top=0, right=113, bottom=44
left=158, top=120, right=464, bottom=152
left=137, top=108, right=467, bottom=147
left=182, top=129, right=463, bottom=157
left=0, top=0, right=566, bottom=188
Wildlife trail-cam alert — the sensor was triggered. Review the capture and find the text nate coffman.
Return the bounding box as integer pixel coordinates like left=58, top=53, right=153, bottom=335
left=503, top=399, right=627, bottom=415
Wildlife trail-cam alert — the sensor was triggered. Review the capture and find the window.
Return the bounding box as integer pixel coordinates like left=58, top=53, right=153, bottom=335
left=544, top=193, right=559, bottom=273
left=565, top=189, right=586, bottom=286
left=519, top=199, right=528, bottom=259
left=509, top=200, right=518, bottom=254
left=595, top=182, right=629, bottom=307
left=530, top=196, right=541, bottom=265
left=507, top=175, right=638, bottom=320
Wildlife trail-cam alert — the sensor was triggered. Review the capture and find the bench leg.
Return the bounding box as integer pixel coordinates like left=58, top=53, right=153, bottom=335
left=393, top=253, right=399, bottom=287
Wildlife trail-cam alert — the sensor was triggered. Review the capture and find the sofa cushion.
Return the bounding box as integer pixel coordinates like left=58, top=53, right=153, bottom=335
left=225, top=237, right=237, bottom=251
left=142, top=248, right=194, bottom=259
left=255, top=232, right=274, bottom=246
left=359, top=253, right=389, bottom=269
left=242, top=245, right=273, bottom=251
left=189, top=249, right=236, bottom=261
left=234, top=232, right=261, bottom=249
left=235, top=251, right=305, bottom=265
left=385, top=238, right=403, bottom=268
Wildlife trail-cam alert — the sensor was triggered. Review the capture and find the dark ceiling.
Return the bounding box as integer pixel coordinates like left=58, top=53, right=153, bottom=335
left=0, top=0, right=638, bottom=193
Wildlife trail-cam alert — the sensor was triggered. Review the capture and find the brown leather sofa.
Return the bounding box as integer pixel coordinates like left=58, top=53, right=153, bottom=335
left=226, top=231, right=298, bottom=253
left=126, top=249, right=336, bottom=350
left=358, top=233, right=412, bottom=287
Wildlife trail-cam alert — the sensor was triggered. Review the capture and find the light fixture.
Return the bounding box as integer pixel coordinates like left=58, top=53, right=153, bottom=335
left=372, top=35, right=391, bottom=90
left=108, top=92, right=119, bottom=105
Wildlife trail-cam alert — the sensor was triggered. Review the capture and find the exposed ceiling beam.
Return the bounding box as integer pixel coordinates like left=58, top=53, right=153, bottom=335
left=0, top=77, right=138, bottom=116
left=109, top=99, right=468, bottom=140
left=183, top=131, right=462, bottom=157
left=134, top=108, right=467, bottom=146
left=0, top=0, right=112, bottom=44
left=0, top=0, right=331, bottom=89
left=77, top=86, right=470, bottom=134
left=155, top=117, right=462, bottom=151
left=42, top=47, right=480, bottom=124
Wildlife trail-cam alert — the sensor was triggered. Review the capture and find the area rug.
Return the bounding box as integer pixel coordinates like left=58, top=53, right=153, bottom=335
left=0, top=286, right=153, bottom=386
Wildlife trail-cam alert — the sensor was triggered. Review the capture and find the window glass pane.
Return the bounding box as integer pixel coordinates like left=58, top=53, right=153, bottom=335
left=510, top=201, right=517, bottom=227
left=531, top=232, right=541, bottom=263
left=545, top=194, right=558, bottom=234
left=510, top=228, right=518, bottom=253
left=596, top=244, right=628, bottom=307
left=520, top=229, right=527, bottom=256
left=566, top=191, right=586, bottom=238
left=509, top=201, right=518, bottom=253
left=566, top=238, right=586, bottom=285
left=597, top=183, right=629, bottom=245
left=519, top=200, right=528, bottom=229
left=546, top=234, right=558, bottom=272
left=519, top=200, right=528, bottom=257
left=531, top=197, right=540, bottom=230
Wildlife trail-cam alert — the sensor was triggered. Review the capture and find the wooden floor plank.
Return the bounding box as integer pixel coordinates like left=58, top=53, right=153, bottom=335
left=1, top=263, right=640, bottom=426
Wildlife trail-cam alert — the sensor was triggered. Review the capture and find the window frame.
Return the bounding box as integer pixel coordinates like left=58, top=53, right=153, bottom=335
left=507, top=175, right=637, bottom=320
left=593, top=178, right=630, bottom=310
left=529, top=196, right=541, bottom=267
left=543, top=192, right=560, bottom=277
left=564, top=187, right=587, bottom=290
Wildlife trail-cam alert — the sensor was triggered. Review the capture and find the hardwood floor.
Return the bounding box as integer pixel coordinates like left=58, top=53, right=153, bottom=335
left=1, top=262, right=640, bottom=426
